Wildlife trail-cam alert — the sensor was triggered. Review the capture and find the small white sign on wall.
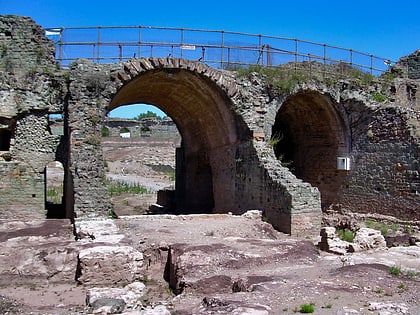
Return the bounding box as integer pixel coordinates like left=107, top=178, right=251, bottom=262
left=337, top=157, right=351, bottom=171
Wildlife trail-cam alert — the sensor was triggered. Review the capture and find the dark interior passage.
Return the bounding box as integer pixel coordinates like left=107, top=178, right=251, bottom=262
left=271, top=91, right=350, bottom=209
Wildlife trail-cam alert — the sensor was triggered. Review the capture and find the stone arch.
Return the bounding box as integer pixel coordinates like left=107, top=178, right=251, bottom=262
left=271, top=89, right=350, bottom=209
left=107, top=58, right=240, bottom=214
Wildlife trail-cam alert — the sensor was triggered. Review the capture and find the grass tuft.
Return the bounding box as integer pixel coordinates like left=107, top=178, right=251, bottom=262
left=299, top=303, right=315, bottom=313
left=389, top=265, right=401, bottom=276
left=336, top=228, right=355, bottom=242
left=106, top=180, right=149, bottom=196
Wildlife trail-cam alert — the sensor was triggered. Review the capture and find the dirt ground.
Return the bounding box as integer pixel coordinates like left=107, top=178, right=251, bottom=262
left=0, top=215, right=419, bottom=314
left=1, top=137, right=419, bottom=314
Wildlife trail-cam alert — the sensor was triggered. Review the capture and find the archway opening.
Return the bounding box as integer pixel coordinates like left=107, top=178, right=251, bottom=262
left=108, top=68, right=238, bottom=215
left=271, top=91, right=349, bottom=209
left=103, top=103, right=180, bottom=216
left=45, top=161, right=65, bottom=218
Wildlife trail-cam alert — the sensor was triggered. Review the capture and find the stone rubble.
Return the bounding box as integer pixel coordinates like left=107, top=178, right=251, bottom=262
left=349, top=227, right=387, bottom=252
left=319, top=227, right=387, bottom=255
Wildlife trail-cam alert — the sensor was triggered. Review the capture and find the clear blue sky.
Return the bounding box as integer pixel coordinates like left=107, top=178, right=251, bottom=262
left=2, top=0, right=419, bottom=118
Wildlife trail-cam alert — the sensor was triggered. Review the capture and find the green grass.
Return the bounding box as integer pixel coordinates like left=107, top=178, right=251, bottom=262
left=165, top=171, right=176, bottom=181
left=106, top=180, right=149, bottom=196
left=336, top=228, right=355, bottom=242
left=299, top=303, right=315, bottom=313
left=365, top=219, right=400, bottom=236
left=372, top=92, right=388, bottom=102
left=46, top=186, right=63, bottom=204
left=389, top=265, right=401, bottom=276
left=407, top=271, right=419, bottom=278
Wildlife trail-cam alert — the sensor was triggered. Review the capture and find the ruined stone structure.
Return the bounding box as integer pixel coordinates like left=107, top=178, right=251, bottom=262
left=0, top=16, right=419, bottom=236
left=103, top=117, right=179, bottom=138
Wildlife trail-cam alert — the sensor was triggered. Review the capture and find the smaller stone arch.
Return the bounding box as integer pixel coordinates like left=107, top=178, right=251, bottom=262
left=271, top=89, right=351, bottom=209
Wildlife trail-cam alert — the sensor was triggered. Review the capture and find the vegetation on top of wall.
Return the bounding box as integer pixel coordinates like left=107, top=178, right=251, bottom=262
left=237, top=64, right=308, bottom=94
left=235, top=62, right=397, bottom=97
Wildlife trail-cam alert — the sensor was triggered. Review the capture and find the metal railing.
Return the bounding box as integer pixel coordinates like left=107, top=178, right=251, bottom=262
left=45, top=25, right=395, bottom=76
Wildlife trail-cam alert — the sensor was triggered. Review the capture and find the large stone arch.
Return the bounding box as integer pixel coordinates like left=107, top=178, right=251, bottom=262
left=65, top=58, right=322, bottom=235
left=271, top=89, right=350, bottom=209
left=109, top=59, right=240, bottom=213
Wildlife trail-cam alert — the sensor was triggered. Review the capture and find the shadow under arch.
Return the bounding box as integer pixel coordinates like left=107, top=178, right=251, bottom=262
left=109, top=67, right=239, bottom=214
left=271, top=90, right=351, bottom=210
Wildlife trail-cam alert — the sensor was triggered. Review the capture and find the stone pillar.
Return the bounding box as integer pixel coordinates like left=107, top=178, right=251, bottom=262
left=67, top=65, right=112, bottom=218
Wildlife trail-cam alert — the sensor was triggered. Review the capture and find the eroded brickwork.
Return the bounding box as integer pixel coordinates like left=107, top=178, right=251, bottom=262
left=0, top=15, right=418, bottom=235
left=0, top=15, right=66, bottom=217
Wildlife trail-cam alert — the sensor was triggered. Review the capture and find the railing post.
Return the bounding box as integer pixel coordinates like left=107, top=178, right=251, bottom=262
left=295, top=39, right=298, bottom=73
left=119, top=44, right=122, bottom=62
left=323, top=44, right=327, bottom=78
left=370, top=54, right=373, bottom=75
left=58, top=28, right=63, bottom=64
left=350, top=49, right=353, bottom=67
left=308, top=53, right=312, bottom=78
left=138, top=26, right=142, bottom=58
left=180, top=28, right=184, bottom=59
left=97, top=26, right=101, bottom=63
left=221, top=30, right=225, bottom=69
left=201, top=47, right=205, bottom=62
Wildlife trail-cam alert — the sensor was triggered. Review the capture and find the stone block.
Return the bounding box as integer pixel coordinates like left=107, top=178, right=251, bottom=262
left=76, top=245, right=143, bottom=285
left=349, top=227, right=387, bottom=252
left=86, top=282, right=146, bottom=311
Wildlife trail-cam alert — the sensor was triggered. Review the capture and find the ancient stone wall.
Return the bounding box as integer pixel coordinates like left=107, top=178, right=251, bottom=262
left=337, top=102, right=420, bottom=219
left=103, top=117, right=179, bottom=138
left=0, top=15, right=67, bottom=218
left=0, top=15, right=418, bottom=234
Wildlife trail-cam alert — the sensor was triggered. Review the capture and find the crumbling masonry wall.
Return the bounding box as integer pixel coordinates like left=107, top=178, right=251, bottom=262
left=0, top=15, right=419, bottom=234
left=0, top=16, right=66, bottom=218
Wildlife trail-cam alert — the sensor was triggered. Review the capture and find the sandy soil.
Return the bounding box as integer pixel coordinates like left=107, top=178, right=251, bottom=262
left=0, top=215, right=419, bottom=314
left=0, top=138, right=419, bottom=314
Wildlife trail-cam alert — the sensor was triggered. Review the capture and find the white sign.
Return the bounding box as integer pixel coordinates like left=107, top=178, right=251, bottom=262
left=181, top=45, right=196, bottom=50
left=45, top=29, right=61, bottom=36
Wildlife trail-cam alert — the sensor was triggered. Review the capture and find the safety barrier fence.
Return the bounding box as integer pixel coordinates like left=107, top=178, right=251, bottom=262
left=44, top=25, right=406, bottom=77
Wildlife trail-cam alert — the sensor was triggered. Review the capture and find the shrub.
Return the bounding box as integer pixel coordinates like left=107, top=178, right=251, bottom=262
left=101, top=126, right=110, bottom=137
left=365, top=220, right=397, bottom=236
left=299, top=303, right=315, bottom=313
left=269, top=131, right=283, bottom=147
left=135, top=110, right=163, bottom=120
left=336, top=228, right=355, bottom=242
left=372, top=92, right=388, bottom=102
left=106, top=180, right=149, bottom=196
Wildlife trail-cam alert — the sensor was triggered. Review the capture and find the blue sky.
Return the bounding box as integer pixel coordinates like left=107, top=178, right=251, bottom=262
left=2, top=0, right=419, bottom=118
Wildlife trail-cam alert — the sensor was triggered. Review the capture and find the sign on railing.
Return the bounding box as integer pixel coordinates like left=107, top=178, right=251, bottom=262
left=45, top=25, right=395, bottom=76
